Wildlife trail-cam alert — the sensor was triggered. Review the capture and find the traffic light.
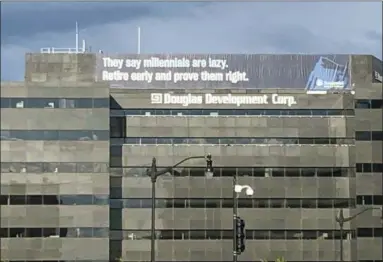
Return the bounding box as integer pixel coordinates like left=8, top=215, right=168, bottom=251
left=206, top=154, right=213, bottom=172
left=235, top=217, right=245, bottom=254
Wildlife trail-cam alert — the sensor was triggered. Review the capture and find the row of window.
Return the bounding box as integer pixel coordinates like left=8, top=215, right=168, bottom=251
left=0, top=98, right=109, bottom=108
left=355, top=99, right=383, bottom=109
left=0, top=261, right=374, bottom=262
left=0, top=227, right=106, bottom=238
left=1, top=162, right=109, bottom=173
left=109, top=198, right=356, bottom=209
left=110, top=109, right=354, bottom=116
left=1, top=163, right=379, bottom=175
left=111, top=229, right=383, bottom=240
left=3, top=228, right=381, bottom=239
left=2, top=228, right=382, bottom=239
left=0, top=130, right=109, bottom=141
left=0, top=195, right=108, bottom=205
left=110, top=137, right=353, bottom=145
left=356, top=163, right=383, bottom=173
left=0, top=196, right=357, bottom=208
left=110, top=167, right=355, bottom=177
left=356, top=195, right=383, bottom=205
left=356, top=131, right=383, bottom=141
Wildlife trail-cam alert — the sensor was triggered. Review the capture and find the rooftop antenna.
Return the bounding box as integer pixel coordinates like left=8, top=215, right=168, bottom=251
left=137, top=26, right=141, bottom=54
left=76, top=21, right=79, bottom=53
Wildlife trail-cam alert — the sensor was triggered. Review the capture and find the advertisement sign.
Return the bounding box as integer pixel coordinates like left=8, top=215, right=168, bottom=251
left=150, top=93, right=297, bottom=107
left=372, top=56, right=382, bottom=83
left=97, top=54, right=351, bottom=90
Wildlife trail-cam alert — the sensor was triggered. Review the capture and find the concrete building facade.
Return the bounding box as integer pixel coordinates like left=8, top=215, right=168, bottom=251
left=0, top=53, right=382, bottom=262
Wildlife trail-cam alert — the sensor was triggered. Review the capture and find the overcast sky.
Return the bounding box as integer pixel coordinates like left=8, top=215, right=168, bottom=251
left=1, top=2, right=382, bottom=81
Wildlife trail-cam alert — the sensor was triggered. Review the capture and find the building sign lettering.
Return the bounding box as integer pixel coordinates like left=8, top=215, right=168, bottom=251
left=150, top=93, right=297, bottom=107
left=97, top=54, right=351, bottom=90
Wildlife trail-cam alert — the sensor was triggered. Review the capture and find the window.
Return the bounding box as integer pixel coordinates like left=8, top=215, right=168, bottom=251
left=93, top=98, right=110, bottom=108
left=356, top=131, right=372, bottom=141
left=59, top=98, right=75, bottom=108
left=1, top=130, right=109, bottom=141
left=357, top=228, right=383, bottom=237
left=356, top=99, right=383, bottom=109
left=124, top=137, right=348, bottom=145
left=371, top=131, right=383, bottom=141
left=1, top=227, right=108, bottom=238
left=10, top=98, right=25, bottom=108
left=115, top=109, right=353, bottom=116
left=110, top=117, right=126, bottom=138
left=370, top=99, right=383, bottom=109
left=1, top=162, right=108, bottom=173
left=357, top=195, right=383, bottom=205
left=1, top=98, right=10, bottom=108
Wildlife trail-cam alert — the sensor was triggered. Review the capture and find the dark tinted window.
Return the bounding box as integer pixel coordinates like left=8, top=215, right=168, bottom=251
left=2, top=97, right=109, bottom=108
left=111, top=109, right=354, bottom=116
left=371, top=131, right=383, bottom=141
left=0, top=98, right=10, bottom=108
left=356, top=131, right=371, bottom=141
left=93, top=98, right=110, bottom=108
left=356, top=99, right=383, bottom=109
left=122, top=137, right=347, bottom=145
left=10, top=98, right=26, bottom=108
left=1, top=162, right=108, bottom=173
left=355, top=100, right=371, bottom=109
left=2, top=130, right=108, bottom=141
left=27, top=98, right=59, bottom=108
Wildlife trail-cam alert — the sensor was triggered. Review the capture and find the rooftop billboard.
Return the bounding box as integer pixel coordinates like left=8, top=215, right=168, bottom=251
left=97, top=54, right=351, bottom=90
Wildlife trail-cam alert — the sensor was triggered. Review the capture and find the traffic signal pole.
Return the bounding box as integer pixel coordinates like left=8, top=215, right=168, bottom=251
left=233, top=174, right=238, bottom=262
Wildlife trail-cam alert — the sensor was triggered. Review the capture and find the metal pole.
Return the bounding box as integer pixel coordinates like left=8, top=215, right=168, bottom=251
left=137, top=27, right=141, bottom=54
left=75, top=22, right=79, bottom=53
left=340, top=222, right=343, bottom=262
left=150, top=158, right=157, bottom=262
left=233, top=174, right=238, bottom=262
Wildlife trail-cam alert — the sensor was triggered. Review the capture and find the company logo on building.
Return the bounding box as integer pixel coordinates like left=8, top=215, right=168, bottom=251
left=374, top=71, right=382, bottom=82
left=150, top=93, right=297, bottom=107
left=315, top=78, right=345, bottom=89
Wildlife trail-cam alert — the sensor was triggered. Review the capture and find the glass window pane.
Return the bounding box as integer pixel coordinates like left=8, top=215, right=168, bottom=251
left=93, top=98, right=110, bottom=108
left=27, top=98, right=58, bottom=108
left=356, top=131, right=371, bottom=141
left=59, top=98, right=75, bottom=108
left=75, top=98, right=93, bottom=108
left=10, top=98, right=25, bottom=108
left=0, top=130, right=11, bottom=140
left=1, top=98, right=10, bottom=108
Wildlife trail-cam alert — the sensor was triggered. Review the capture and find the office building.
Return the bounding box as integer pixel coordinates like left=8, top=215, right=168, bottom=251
left=0, top=53, right=382, bottom=262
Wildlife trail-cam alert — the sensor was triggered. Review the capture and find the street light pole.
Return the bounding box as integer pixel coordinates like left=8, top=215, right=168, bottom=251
left=336, top=207, right=382, bottom=262
left=233, top=183, right=254, bottom=262
left=233, top=175, right=238, bottom=262
left=149, top=154, right=213, bottom=262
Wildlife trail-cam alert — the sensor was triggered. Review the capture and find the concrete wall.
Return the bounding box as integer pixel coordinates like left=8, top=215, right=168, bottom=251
left=117, top=144, right=353, bottom=167
left=24, top=54, right=97, bottom=83
left=120, top=239, right=356, bottom=261
left=354, top=82, right=383, bottom=262
left=125, top=116, right=354, bottom=138
left=120, top=177, right=353, bottom=198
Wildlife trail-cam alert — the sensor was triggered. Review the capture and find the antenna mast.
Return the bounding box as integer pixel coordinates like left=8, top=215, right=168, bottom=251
left=137, top=27, right=141, bottom=54
left=76, top=22, right=79, bottom=53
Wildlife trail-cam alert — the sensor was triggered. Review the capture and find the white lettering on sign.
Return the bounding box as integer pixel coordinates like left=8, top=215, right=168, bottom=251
left=100, top=56, right=249, bottom=84
left=150, top=93, right=298, bottom=107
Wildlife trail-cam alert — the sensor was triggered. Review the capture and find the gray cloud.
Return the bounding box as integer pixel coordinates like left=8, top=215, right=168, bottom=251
left=1, top=2, right=381, bottom=81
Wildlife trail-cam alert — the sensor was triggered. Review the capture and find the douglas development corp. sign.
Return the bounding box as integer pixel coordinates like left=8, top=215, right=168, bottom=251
left=150, top=93, right=297, bottom=107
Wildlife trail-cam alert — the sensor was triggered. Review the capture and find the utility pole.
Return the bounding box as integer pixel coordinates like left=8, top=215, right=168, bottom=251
left=335, top=207, right=382, bottom=262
